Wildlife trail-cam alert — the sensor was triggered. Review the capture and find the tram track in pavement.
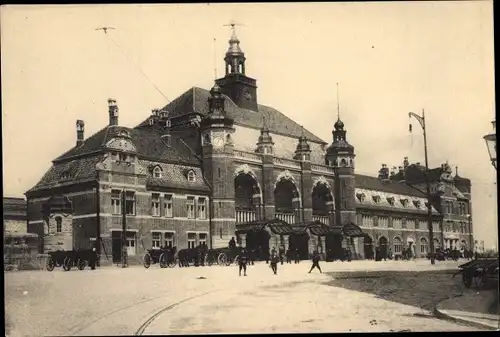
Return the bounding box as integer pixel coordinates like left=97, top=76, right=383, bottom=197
left=68, top=290, right=223, bottom=336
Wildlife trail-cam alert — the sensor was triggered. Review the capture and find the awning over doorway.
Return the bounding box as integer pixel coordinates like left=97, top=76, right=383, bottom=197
left=341, top=222, right=365, bottom=237
left=236, top=218, right=289, bottom=234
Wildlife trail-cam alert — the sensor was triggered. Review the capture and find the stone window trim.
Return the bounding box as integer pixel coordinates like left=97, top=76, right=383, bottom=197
left=151, top=193, right=161, bottom=217
left=111, top=189, right=122, bottom=215
left=387, top=196, right=395, bottom=206
left=153, top=166, right=163, bottom=179
left=372, top=195, right=381, bottom=204
left=55, top=216, right=63, bottom=233
left=197, top=197, right=207, bottom=220
left=420, top=237, right=429, bottom=254
left=186, top=195, right=196, bottom=219
left=150, top=230, right=176, bottom=248
left=393, top=237, right=403, bottom=254
left=164, top=193, right=174, bottom=218
left=125, top=190, right=136, bottom=216
left=187, top=170, right=196, bottom=183
left=400, top=198, right=409, bottom=207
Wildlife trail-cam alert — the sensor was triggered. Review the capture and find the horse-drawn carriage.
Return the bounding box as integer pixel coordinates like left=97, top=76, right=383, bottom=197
left=205, top=246, right=242, bottom=266
left=143, top=247, right=177, bottom=268
left=453, top=258, right=499, bottom=289
left=46, top=249, right=97, bottom=271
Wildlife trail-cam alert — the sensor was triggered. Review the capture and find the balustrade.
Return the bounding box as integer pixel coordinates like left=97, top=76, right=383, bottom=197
left=236, top=210, right=256, bottom=224
left=275, top=212, right=296, bottom=224
left=233, top=150, right=262, bottom=162
left=274, top=157, right=301, bottom=169
left=312, top=215, right=329, bottom=225
left=311, top=164, right=336, bottom=175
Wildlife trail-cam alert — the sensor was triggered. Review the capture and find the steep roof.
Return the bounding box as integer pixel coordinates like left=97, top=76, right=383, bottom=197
left=355, top=174, right=426, bottom=197
left=3, top=197, right=27, bottom=218
left=138, top=87, right=327, bottom=144
left=54, top=125, right=200, bottom=165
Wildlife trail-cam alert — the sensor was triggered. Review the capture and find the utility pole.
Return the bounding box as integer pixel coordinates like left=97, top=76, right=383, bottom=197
left=121, top=189, right=128, bottom=268
left=409, top=109, right=435, bottom=265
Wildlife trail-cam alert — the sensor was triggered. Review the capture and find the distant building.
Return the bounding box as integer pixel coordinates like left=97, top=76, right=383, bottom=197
left=3, top=197, right=27, bottom=234
left=25, top=26, right=473, bottom=264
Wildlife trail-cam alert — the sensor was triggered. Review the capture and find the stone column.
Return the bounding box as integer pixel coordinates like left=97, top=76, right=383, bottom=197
left=301, top=161, right=313, bottom=223
left=284, top=235, right=289, bottom=251
left=262, top=155, right=275, bottom=220
left=239, top=233, right=247, bottom=248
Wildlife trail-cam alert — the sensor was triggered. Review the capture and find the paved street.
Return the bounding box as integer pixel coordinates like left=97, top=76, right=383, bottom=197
left=5, top=259, right=487, bottom=336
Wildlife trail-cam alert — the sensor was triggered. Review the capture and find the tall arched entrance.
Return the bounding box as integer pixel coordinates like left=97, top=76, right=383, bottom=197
left=378, top=236, right=388, bottom=259
left=234, top=170, right=262, bottom=224
left=325, top=230, right=344, bottom=261
left=274, top=175, right=300, bottom=224
left=245, top=229, right=270, bottom=261
left=312, top=180, right=334, bottom=225
left=364, top=234, right=374, bottom=259
left=289, top=232, right=310, bottom=260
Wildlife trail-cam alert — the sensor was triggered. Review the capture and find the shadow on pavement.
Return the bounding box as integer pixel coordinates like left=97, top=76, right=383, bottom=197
left=323, top=270, right=466, bottom=312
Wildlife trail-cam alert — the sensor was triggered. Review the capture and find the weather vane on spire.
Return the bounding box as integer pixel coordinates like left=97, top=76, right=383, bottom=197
left=223, top=20, right=245, bottom=30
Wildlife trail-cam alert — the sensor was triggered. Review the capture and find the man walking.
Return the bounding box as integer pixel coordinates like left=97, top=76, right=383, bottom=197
left=308, top=250, right=322, bottom=273
left=270, top=250, right=279, bottom=275
left=239, top=249, right=248, bottom=276
left=294, top=248, right=300, bottom=264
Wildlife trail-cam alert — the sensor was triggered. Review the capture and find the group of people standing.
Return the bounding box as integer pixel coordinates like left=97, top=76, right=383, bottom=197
left=229, top=237, right=323, bottom=277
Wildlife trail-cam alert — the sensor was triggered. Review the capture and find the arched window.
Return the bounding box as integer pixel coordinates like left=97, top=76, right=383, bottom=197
left=420, top=238, right=428, bottom=254
left=153, top=166, right=162, bottom=178
left=119, top=130, right=129, bottom=137
left=340, top=158, right=347, bottom=167
left=393, top=237, right=403, bottom=254
left=187, top=170, right=196, bottom=183
left=55, top=217, right=62, bottom=233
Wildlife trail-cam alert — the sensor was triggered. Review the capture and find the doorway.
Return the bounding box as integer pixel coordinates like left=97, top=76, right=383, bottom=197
left=289, top=233, right=310, bottom=260
left=111, top=231, right=137, bottom=263
left=325, top=233, right=344, bottom=261
left=378, top=236, right=388, bottom=259
left=363, top=235, right=374, bottom=260
left=245, top=230, right=270, bottom=261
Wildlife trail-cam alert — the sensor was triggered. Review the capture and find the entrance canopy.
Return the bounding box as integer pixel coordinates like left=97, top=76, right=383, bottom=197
left=236, top=219, right=365, bottom=237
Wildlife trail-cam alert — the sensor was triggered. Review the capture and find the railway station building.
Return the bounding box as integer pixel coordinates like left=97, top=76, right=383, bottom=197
left=25, top=27, right=474, bottom=264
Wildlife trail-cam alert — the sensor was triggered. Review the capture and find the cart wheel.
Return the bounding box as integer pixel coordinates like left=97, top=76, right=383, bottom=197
left=143, top=254, right=152, bottom=269
left=46, top=257, right=55, bottom=272
left=463, top=272, right=472, bottom=288
left=77, top=259, right=86, bottom=270
left=63, top=257, right=72, bottom=271
left=218, top=253, right=227, bottom=266
left=159, top=253, right=167, bottom=268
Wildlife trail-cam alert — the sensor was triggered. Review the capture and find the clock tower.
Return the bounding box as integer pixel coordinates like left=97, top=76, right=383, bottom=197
left=200, top=83, right=237, bottom=248
left=215, top=23, right=258, bottom=112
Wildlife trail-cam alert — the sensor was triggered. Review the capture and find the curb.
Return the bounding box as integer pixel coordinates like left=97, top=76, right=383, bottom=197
left=433, top=302, right=499, bottom=330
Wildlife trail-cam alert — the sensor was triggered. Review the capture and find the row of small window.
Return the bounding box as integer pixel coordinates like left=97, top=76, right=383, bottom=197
left=357, top=194, right=426, bottom=208
left=444, top=223, right=469, bottom=233
left=360, top=216, right=439, bottom=230
left=153, top=166, right=196, bottom=183
left=111, top=190, right=207, bottom=219
left=151, top=232, right=207, bottom=249
left=443, top=201, right=469, bottom=215
left=393, top=238, right=429, bottom=254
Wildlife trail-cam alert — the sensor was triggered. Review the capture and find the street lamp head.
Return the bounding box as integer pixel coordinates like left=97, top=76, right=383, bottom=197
left=483, top=120, right=496, bottom=169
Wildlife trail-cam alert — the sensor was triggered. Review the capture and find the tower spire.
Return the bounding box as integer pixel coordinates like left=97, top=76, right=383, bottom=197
left=223, top=20, right=246, bottom=75
left=336, top=82, right=340, bottom=120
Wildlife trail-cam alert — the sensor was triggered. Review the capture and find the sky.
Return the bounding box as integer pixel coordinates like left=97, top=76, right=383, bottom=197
left=1, top=2, right=497, bottom=249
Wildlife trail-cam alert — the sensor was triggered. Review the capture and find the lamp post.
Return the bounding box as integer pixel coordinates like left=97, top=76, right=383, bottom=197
left=483, top=120, right=496, bottom=170
left=409, top=109, right=435, bottom=265
left=121, top=189, right=128, bottom=268
left=466, top=213, right=472, bottom=252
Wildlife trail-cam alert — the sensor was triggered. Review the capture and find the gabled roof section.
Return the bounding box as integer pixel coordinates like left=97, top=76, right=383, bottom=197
left=27, top=155, right=103, bottom=193
left=141, top=159, right=209, bottom=192
left=138, top=87, right=326, bottom=144
left=355, top=174, right=426, bottom=197
left=53, top=125, right=200, bottom=165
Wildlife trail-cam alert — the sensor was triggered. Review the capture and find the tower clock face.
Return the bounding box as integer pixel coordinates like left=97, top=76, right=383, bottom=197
left=213, top=136, right=224, bottom=148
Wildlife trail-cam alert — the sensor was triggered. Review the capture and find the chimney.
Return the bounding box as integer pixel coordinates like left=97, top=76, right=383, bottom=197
left=108, top=98, right=119, bottom=126
left=76, top=120, right=85, bottom=146
left=378, top=164, right=390, bottom=181
left=403, top=156, right=409, bottom=168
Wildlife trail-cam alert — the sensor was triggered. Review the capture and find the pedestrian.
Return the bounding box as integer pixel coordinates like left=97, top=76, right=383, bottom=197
left=294, top=248, right=300, bottom=264
left=269, top=250, right=279, bottom=275
left=308, top=250, right=322, bottom=273
left=286, top=248, right=292, bottom=264
left=239, top=249, right=248, bottom=276
left=279, top=244, right=285, bottom=265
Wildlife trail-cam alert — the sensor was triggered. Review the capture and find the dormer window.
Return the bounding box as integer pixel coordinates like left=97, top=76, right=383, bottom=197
left=61, top=170, right=72, bottom=180
left=153, top=166, right=162, bottom=178
left=400, top=198, right=408, bottom=207
left=387, top=197, right=395, bottom=206
left=372, top=195, right=381, bottom=203
left=165, top=120, right=171, bottom=128
left=119, top=130, right=129, bottom=137
left=187, top=170, right=196, bottom=183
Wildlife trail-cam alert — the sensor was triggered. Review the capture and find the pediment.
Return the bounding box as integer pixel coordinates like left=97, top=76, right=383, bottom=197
left=105, top=137, right=136, bottom=152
